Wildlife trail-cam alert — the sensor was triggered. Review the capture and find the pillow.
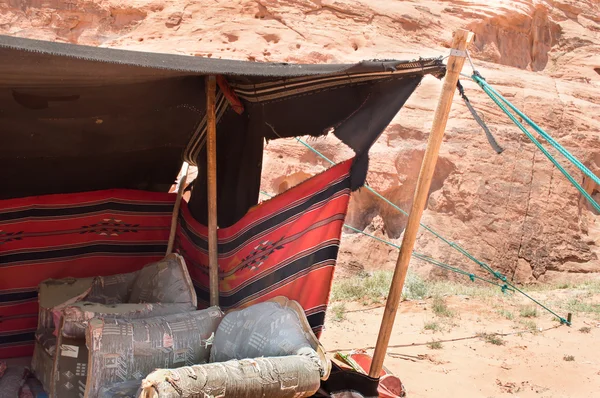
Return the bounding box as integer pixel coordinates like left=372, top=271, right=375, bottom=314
left=210, top=297, right=330, bottom=379
left=85, top=306, right=222, bottom=397
left=128, top=254, right=197, bottom=306
left=139, top=354, right=321, bottom=398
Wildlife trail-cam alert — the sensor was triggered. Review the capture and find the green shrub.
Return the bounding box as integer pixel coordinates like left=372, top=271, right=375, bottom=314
left=427, top=340, right=443, bottom=350
left=432, top=296, right=454, bottom=318
left=330, top=302, right=346, bottom=322
left=424, top=321, right=441, bottom=332
left=519, top=306, right=538, bottom=318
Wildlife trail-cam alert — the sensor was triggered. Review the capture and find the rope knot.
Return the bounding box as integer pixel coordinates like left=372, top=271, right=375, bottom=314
left=559, top=317, right=571, bottom=326
left=492, top=271, right=507, bottom=282
left=473, top=70, right=485, bottom=81
left=469, top=274, right=475, bottom=282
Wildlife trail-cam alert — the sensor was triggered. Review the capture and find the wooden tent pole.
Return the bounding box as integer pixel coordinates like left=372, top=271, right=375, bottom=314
left=206, top=75, right=220, bottom=307
left=166, top=161, right=190, bottom=255
left=368, top=29, right=474, bottom=378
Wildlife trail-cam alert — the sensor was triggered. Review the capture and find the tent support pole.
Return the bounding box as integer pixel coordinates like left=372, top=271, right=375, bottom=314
left=166, top=161, right=190, bottom=255
left=368, top=29, right=474, bottom=378
left=206, top=75, right=219, bottom=307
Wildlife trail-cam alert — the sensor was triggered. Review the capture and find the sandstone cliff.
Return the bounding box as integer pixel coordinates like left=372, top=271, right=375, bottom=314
left=3, top=0, right=600, bottom=283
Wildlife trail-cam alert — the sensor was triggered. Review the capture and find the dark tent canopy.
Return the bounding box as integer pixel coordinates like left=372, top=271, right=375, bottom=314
left=0, top=34, right=444, bottom=227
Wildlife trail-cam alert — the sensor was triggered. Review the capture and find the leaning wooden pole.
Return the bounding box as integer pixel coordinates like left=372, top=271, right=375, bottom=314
left=206, top=76, right=219, bottom=307
left=369, top=29, right=474, bottom=378
left=166, top=161, right=190, bottom=255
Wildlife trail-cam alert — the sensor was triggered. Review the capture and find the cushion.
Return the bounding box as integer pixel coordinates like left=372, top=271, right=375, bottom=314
left=60, top=302, right=196, bottom=339
left=34, top=329, right=56, bottom=357
left=139, top=355, right=322, bottom=398
left=85, top=307, right=223, bottom=397
left=31, top=342, right=54, bottom=393
left=129, top=254, right=197, bottom=306
left=53, top=336, right=88, bottom=398
left=86, top=271, right=138, bottom=304
left=99, top=380, right=141, bottom=398
left=210, top=297, right=330, bottom=379
left=38, top=277, right=95, bottom=330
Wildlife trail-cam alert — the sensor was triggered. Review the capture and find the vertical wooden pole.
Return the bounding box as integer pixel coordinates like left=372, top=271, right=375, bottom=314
left=206, top=76, right=220, bottom=307
left=166, top=161, right=190, bottom=256
left=368, top=29, right=474, bottom=378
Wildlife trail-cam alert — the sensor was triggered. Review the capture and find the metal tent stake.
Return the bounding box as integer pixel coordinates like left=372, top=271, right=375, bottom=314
left=206, top=75, right=220, bottom=307
left=368, top=29, right=474, bottom=378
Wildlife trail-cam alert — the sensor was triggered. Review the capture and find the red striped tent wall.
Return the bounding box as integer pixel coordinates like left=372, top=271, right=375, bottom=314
left=0, top=160, right=352, bottom=358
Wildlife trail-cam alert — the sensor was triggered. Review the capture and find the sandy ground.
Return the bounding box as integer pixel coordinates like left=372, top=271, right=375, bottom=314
left=321, top=291, right=600, bottom=398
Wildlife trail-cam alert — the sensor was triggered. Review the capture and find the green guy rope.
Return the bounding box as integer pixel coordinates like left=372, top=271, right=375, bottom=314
left=259, top=190, right=511, bottom=292
left=295, top=137, right=503, bottom=277
left=287, top=137, right=570, bottom=325
left=342, top=224, right=513, bottom=291
left=473, top=74, right=600, bottom=188
left=472, top=74, right=600, bottom=214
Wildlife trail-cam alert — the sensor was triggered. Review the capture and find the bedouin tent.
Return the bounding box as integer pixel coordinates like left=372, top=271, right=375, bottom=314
left=0, top=34, right=445, bottom=362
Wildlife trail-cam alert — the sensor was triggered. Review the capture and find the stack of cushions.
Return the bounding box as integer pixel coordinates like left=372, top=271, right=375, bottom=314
left=31, top=254, right=202, bottom=397
left=33, top=262, right=330, bottom=398
left=139, top=297, right=330, bottom=398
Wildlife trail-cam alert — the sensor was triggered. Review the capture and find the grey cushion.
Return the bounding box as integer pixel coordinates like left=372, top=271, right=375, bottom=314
left=60, top=302, right=196, bottom=339
left=210, top=297, right=330, bottom=379
left=129, top=254, right=197, bottom=306
left=85, top=307, right=223, bottom=397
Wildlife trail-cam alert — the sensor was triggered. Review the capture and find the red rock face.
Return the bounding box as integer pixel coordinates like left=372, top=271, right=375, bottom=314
left=2, top=0, right=600, bottom=283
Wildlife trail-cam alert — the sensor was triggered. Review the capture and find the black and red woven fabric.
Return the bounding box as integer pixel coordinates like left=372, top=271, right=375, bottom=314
left=0, top=160, right=352, bottom=358
left=177, top=159, right=352, bottom=336
left=0, top=190, right=173, bottom=358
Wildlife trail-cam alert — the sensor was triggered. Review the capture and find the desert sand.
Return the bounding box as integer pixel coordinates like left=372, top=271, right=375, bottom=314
left=322, top=284, right=600, bottom=397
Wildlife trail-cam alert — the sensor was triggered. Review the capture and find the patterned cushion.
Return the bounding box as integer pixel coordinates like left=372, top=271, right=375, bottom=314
left=85, top=307, right=223, bottom=397
left=139, top=355, right=322, bottom=398
left=86, top=271, right=138, bottom=304
left=33, top=254, right=201, bottom=397
left=34, top=329, right=56, bottom=357
left=31, top=342, right=53, bottom=393
left=53, top=336, right=88, bottom=398
left=60, top=302, right=196, bottom=339
left=210, top=297, right=330, bottom=379
left=128, top=254, right=197, bottom=306
left=99, top=380, right=141, bottom=398
left=37, top=277, right=95, bottom=330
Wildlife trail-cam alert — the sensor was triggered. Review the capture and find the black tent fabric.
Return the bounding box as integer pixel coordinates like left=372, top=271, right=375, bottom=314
left=314, top=363, right=380, bottom=398
left=0, top=34, right=445, bottom=227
